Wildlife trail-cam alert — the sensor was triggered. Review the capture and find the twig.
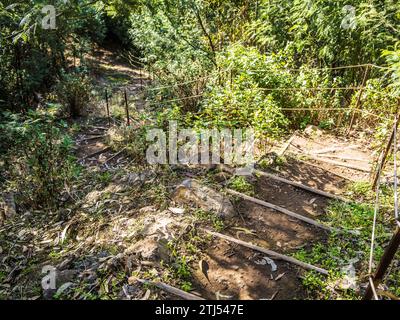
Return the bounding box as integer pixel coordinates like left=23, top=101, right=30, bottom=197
left=79, top=135, right=107, bottom=143
left=135, top=278, right=205, bottom=300
left=104, top=148, right=126, bottom=164
left=78, top=147, right=111, bottom=162
left=88, top=126, right=108, bottom=131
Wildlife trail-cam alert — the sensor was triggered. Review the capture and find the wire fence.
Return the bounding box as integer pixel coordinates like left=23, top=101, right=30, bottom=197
left=100, top=57, right=397, bottom=130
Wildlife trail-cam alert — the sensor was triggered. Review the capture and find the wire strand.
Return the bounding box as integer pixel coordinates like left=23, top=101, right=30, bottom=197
left=248, top=63, right=391, bottom=73
left=395, top=115, right=399, bottom=221
left=259, top=86, right=363, bottom=91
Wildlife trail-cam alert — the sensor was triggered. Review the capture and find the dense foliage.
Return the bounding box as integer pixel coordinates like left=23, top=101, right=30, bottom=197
left=128, top=0, right=400, bottom=136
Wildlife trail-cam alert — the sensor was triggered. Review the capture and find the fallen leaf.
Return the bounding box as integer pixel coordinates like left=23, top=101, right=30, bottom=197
left=274, top=272, right=285, bottom=281
left=168, top=207, right=185, bottom=214
left=309, top=198, right=317, bottom=204
left=199, top=259, right=210, bottom=282
left=216, top=291, right=234, bottom=300
left=56, top=282, right=74, bottom=296
left=255, top=256, right=277, bottom=272
left=232, top=227, right=256, bottom=236
left=141, top=289, right=151, bottom=300
left=60, top=224, right=70, bottom=244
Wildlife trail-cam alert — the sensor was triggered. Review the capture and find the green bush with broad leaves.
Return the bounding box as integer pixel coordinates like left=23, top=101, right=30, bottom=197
left=1, top=112, right=80, bottom=209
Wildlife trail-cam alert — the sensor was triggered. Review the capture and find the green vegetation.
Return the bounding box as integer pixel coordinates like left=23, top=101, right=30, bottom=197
left=293, top=182, right=399, bottom=299
left=2, top=1, right=399, bottom=136
left=228, top=176, right=255, bottom=196
left=1, top=111, right=80, bottom=209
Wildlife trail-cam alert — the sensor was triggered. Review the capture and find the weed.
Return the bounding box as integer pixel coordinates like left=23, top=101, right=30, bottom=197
left=97, top=171, right=112, bottom=185
left=194, top=209, right=225, bottom=231
left=293, top=198, right=396, bottom=299
left=227, top=176, right=254, bottom=196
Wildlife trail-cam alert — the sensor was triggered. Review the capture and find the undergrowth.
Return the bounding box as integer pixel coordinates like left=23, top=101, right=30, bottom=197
left=293, top=181, right=399, bottom=300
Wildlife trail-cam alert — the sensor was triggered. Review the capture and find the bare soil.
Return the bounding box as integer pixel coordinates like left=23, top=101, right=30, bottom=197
left=191, top=130, right=373, bottom=300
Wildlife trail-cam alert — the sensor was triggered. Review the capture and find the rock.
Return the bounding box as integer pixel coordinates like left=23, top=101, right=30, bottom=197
left=172, top=179, right=236, bottom=219
left=43, top=269, right=78, bottom=299
left=168, top=207, right=185, bottom=214
left=126, top=237, right=170, bottom=262
left=56, top=269, right=78, bottom=287
left=2, top=192, right=16, bottom=218
left=140, top=212, right=177, bottom=239
left=304, top=125, right=323, bottom=137
left=0, top=192, right=16, bottom=224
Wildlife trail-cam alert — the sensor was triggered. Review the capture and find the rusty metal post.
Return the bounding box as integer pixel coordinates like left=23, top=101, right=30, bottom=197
left=372, top=115, right=400, bottom=190
left=348, top=65, right=370, bottom=134
left=149, top=66, right=152, bottom=85
left=105, top=89, right=110, bottom=127
left=124, top=89, right=130, bottom=126
left=364, top=227, right=400, bottom=299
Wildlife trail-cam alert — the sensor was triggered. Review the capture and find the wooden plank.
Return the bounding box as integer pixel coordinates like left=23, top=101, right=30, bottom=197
left=317, top=154, right=370, bottom=163
left=254, top=169, right=349, bottom=202
left=78, top=147, right=111, bottom=162
left=278, top=134, right=296, bottom=157
left=205, top=229, right=329, bottom=275
left=307, top=154, right=371, bottom=172
left=226, top=189, right=334, bottom=232
left=312, top=145, right=358, bottom=155
left=135, top=278, right=205, bottom=300
left=293, top=157, right=356, bottom=182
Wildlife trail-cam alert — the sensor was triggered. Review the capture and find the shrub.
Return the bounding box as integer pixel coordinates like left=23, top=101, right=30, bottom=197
left=107, top=126, right=149, bottom=164
left=5, top=112, right=79, bottom=209
left=198, top=84, right=288, bottom=139
left=55, top=71, right=93, bottom=118
left=191, top=44, right=290, bottom=138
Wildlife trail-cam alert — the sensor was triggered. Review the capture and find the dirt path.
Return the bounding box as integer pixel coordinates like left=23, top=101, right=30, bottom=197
left=74, top=46, right=149, bottom=168
left=64, top=100, right=376, bottom=300
left=190, top=131, right=371, bottom=300
left=1, top=48, right=376, bottom=300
